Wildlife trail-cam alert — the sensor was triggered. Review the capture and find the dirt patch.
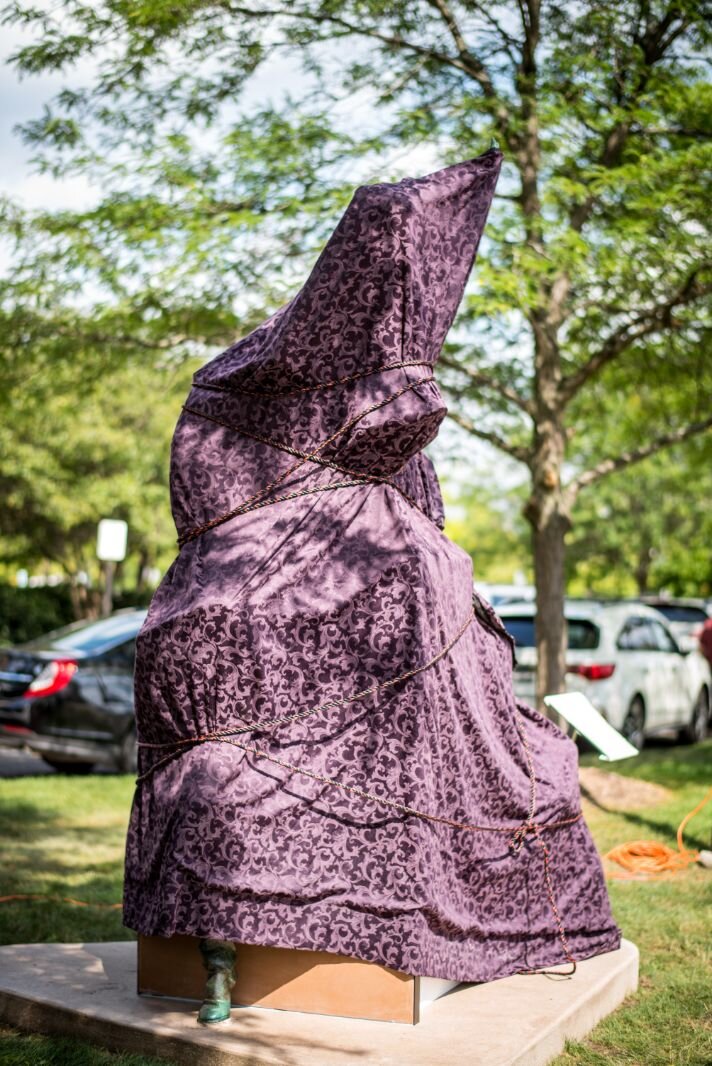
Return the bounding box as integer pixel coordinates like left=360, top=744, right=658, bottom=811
left=579, top=766, right=671, bottom=811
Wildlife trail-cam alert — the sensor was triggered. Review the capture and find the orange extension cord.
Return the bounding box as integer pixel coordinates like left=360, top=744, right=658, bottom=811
left=0, top=893, right=121, bottom=909
left=604, top=786, right=712, bottom=881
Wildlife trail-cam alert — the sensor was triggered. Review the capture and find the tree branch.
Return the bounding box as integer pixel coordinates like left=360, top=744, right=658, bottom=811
left=447, top=410, right=532, bottom=464
left=225, top=3, right=516, bottom=137
left=566, top=416, right=712, bottom=498
left=57, top=325, right=198, bottom=352
left=440, top=353, right=534, bottom=414
left=227, top=4, right=488, bottom=83
left=631, top=126, right=711, bottom=140
left=423, top=0, right=496, bottom=94
left=559, top=270, right=712, bottom=404
left=544, top=8, right=694, bottom=331
left=467, top=2, right=521, bottom=61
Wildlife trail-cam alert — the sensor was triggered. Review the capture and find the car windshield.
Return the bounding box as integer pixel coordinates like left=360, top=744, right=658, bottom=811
left=501, top=617, right=600, bottom=650
left=652, top=605, right=707, bottom=624
left=22, top=612, right=147, bottom=654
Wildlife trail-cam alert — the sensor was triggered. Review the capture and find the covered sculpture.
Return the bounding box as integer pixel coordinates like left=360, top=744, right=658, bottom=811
left=123, top=146, right=620, bottom=982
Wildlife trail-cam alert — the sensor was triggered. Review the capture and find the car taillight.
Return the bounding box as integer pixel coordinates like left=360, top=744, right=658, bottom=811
left=24, top=659, right=78, bottom=699
left=566, top=663, right=616, bottom=681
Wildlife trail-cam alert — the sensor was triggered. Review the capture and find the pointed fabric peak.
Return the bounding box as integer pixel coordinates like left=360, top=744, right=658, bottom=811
left=368, top=147, right=504, bottom=367
left=196, top=147, right=503, bottom=392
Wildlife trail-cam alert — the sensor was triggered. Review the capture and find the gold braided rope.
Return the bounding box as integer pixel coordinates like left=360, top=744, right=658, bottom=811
left=138, top=609, right=477, bottom=760
left=136, top=609, right=579, bottom=976
left=180, top=405, right=420, bottom=505
left=136, top=602, right=583, bottom=971
left=179, top=373, right=434, bottom=545
left=199, top=734, right=582, bottom=842
left=192, top=358, right=432, bottom=397
left=178, top=406, right=423, bottom=530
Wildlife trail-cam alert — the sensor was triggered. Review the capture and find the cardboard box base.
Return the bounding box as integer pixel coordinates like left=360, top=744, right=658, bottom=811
left=138, top=934, right=459, bottom=1024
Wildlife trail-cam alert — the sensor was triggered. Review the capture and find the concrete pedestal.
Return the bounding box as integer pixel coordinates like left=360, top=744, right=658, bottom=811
left=0, top=939, right=638, bottom=1066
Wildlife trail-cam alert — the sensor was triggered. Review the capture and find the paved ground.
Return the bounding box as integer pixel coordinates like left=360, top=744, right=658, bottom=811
left=0, top=748, right=52, bottom=777
left=0, top=939, right=639, bottom=1066
left=0, top=747, right=113, bottom=777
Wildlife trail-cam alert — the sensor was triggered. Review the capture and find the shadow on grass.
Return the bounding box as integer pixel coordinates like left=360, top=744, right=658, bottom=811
left=582, top=800, right=710, bottom=852
left=0, top=864, right=131, bottom=947
left=0, top=797, right=127, bottom=884
left=0, top=793, right=129, bottom=947
left=0, top=799, right=69, bottom=839
left=0, top=1024, right=164, bottom=1066
left=0, top=801, right=127, bottom=844
left=580, top=737, right=712, bottom=790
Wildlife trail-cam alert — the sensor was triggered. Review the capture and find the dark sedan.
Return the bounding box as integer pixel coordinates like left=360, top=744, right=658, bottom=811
left=0, top=609, right=146, bottom=774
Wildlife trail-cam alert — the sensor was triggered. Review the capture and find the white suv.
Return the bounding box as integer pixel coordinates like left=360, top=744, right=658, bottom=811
left=640, top=597, right=712, bottom=652
left=497, top=600, right=711, bottom=748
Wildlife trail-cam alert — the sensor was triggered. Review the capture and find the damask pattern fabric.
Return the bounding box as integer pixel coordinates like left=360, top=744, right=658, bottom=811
left=123, top=147, right=620, bottom=981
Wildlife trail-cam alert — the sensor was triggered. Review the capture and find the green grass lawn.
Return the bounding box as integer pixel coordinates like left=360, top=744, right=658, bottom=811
left=0, top=742, right=710, bottom=1065
left=556, top=741, right=712, bottom=1066
left=0, top=773, right=132, bottom=946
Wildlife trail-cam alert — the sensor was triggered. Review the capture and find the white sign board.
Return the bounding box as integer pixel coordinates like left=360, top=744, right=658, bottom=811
left=544, top=691, right=639, bottom=762
left=97, top=519, right=128, bottom=562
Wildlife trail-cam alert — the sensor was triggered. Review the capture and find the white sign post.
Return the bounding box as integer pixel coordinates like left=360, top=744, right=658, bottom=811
left=97, top=519, right=128, bottom=617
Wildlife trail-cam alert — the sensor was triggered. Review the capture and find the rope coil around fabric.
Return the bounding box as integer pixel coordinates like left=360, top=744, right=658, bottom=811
left=137, top=608, right=477, bottom=768
left=178, top=405, right=418, bottom=542
left=5, top=791, right=708, bottom=931
left=158, top=358, right=580, bottom=975
left=178, top=364, right=437, bottom=546
left=193, top=358, right=432, bottom=398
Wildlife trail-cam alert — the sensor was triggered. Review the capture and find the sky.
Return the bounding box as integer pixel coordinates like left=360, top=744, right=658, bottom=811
left=1, top=24, right=92, bottom=208
left=1, top=22, right=439, bottom=208
left=1, top=23, right=307, bottom=209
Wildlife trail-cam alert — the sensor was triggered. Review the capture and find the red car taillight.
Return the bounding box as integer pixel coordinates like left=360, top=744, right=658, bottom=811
left=24, top=659, right=78, bottom=699
left=566, top=663, right=616, bottom=681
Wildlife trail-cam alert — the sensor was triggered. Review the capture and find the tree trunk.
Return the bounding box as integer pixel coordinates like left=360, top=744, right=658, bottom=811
left=135, top=548, right=149, bottom=592
left=531, top=511, right=569, bottom=709
left=634, top=543, right=654, bottom=595
left=524, top=361, right=571, bottom=711
left=68, top=580, right=87, bottom=621
left=513, top=18, right=569, bottom=711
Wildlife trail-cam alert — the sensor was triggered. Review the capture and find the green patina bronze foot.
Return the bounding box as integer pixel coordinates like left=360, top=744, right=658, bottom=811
left=197, top=938, right=236, bottom=1025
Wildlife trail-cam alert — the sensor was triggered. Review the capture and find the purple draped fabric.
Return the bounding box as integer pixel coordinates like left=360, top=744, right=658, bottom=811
left=123, top=147, right=620, bottom=981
